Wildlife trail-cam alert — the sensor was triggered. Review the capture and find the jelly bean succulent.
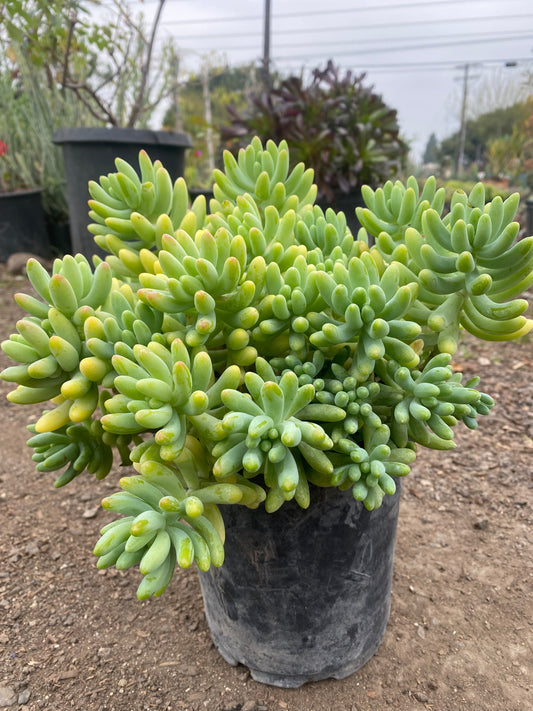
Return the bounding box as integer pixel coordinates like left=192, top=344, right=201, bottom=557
left=2, top=137, right=532, bottom=600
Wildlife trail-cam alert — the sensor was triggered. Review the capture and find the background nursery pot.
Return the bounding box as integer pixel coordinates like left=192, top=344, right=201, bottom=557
left=199, top=480, right=401, bottom=687
left=317, top=188, right=367, bottom=237
left=0, top=188, right=50, bottom=261
left=53, top=127, right=191, bottom=257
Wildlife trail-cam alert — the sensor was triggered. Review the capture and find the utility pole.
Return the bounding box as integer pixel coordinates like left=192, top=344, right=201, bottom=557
left=202, top=62, right=215, bottom=173
left=455, top=63, right=470, bottom=176
left=170, top=48, right=183, bottom=132
left=454, top=62, right=480, bottom=176
left=263, top=0, right=271, bottom=88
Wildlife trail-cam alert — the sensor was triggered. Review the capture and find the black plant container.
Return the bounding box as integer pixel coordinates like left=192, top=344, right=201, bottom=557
left=45, top=217, right=72, bottom=257
left=189, top=187, right=214, bottom=205
left=53, top=127, right=192, bottom=258
left=318, top=188, right=366, bottom=239
left=198, top=480, right=401, bottom=688
left=0, top=188, right=50, bottom=262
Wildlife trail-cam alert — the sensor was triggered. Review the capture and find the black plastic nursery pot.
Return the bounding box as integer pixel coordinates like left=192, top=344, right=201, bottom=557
left=198, top=479, right=401, bottom=688
left=0, top=188, right=50, bottom=262
left=52, top=127, right=192, bottom=258
left=318, top=188, right=366, bottom=239
left=189, top=187, right=214, bottom=205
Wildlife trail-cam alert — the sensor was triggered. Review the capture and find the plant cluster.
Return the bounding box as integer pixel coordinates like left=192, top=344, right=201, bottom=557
left=221, top=60, right=409, bottom=203
left=438, top=180, right=516, bottom=205
left=0, top=53, right=99, bottom=216
left=1, top=138, right=532, bottom=600
left=3, top=0, right=176, bottom=129
left=435, top=99, right=532, bottom=182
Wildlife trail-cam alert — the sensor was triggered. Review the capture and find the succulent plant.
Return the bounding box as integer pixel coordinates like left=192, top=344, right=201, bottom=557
left=356, top=177, right=533, bottom=351
left=1, top=136, right=532, bottom=600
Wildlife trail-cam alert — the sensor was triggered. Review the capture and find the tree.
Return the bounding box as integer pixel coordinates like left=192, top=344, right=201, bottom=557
left=423, top=133, right=438, bottom=164
left=436, top=101, right=531, bottom=174
left=466, top=67, right=530, bottom=120
left=486, top=96, right=533, bottom=185
left=3, top=0, right=177, bottom=128
left=164, top=61, right=257, bottom=187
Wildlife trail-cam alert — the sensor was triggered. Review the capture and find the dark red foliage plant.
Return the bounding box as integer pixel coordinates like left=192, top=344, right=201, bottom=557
left=221, top=60, right=409, bottom=203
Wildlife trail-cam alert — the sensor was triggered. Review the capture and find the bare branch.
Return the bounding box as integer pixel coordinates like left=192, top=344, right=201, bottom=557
left=67, top=82, right=118, bottom=126
left=111, top=0, right=148, bottom=44
left=144, top=82, right=175, bottom=114
left=127, top=0, right=166, bottom=127
left=93, top=68, right=122, bottom=95
left=60, top=14, right=77, bottom=91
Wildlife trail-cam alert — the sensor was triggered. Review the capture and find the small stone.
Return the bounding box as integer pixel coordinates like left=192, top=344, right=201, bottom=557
left=414, top=691, right=429, bottom=703
left=24, top=542, right=40, bottom=556
left=474, top=518, right=489, bottom=530
left=82, top=505, right=100, bottom=519
left=241, top=702, right=259, bottom=711
left=416, top=626, right=426, bottom=639
left=0, top=633, right=9, bottom=644
left=186, top=692, right=205, bottom=703
left=18, top=689, right=31, bottom=705
left=172, top=664, right=199, bottom=676
left=0, top=686, right=16, bottom=707
left=5, top=253, right=53, bottom=275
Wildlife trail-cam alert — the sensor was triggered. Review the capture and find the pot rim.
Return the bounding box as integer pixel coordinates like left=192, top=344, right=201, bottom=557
left=52, top=127, right=192, bottom=148
left=0, top=187, right=43, bottom=198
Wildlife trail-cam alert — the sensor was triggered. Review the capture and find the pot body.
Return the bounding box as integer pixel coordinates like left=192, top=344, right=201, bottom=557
left=188, top=187, right=214, bottom=205
left=317, top=188, right=366, bottom=238
left=0, top=188, right=50, bottom=262
left=53, top=127, right=192, bottom=258
left=198, top=481, right=401, bottom=688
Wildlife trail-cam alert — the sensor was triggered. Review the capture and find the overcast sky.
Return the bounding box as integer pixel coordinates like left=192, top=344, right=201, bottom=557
left=126, top=0, right=533, bottom=161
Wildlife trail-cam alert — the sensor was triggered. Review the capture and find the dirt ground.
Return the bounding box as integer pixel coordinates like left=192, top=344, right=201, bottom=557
left=0, top=267, right=531, bottom=711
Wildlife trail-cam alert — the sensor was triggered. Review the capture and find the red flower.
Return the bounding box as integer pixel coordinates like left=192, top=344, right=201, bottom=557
left=0, top=141, right=7, bottom=156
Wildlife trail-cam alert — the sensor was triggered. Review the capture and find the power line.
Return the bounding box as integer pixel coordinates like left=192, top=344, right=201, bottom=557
left=277, top=56, right=533, bottom=73
left=367, top=61, right=532, bottom=74
left=162, top=0, right=519, bottom=26
left=268, top=33, right=533, bottom=61
left=174, top=33, right=533, bottom=58
left=172, top=30, right=533, bottom=53
left=165, top=13, right=533, bottom=40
